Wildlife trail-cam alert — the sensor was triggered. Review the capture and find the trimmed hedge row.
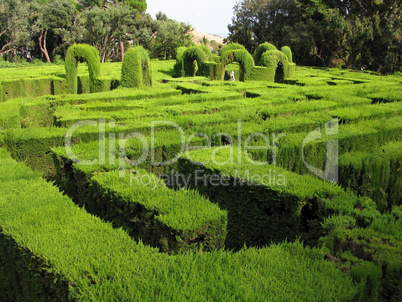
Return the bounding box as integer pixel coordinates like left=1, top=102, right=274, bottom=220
left=0, top=76, right=120, bottom=102
left=268, top=116, right=402, bottom=177
left=339, top=142, right=401, bottom=212
left=0, top=148, right=360, bottom=301
left=177, top=147, right=402, bottom=301
left=91, top=169, right=227, bottom=253
left=177, top=147, right=378, bottom=249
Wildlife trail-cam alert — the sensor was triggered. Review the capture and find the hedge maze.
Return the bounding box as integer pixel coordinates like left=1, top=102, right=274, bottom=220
left=0, top=45, right=401, bottom=301
left=174, top=43, right=296, bottom=83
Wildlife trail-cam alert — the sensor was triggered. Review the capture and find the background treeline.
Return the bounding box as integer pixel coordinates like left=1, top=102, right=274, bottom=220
left=0, top=0, right=192, bottom=63
left=227, top=0, right=401, bottom=73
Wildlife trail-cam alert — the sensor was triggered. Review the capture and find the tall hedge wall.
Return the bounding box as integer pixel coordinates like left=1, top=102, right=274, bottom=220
left=65, top=44, right=101, bottom=94
left=121, top=46, right=152, bottom=88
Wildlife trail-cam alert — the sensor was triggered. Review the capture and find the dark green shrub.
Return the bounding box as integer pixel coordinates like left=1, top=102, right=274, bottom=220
left=220, top=49, right=254, bottom=81
left=253, top=43, right=277, bottom=66
left=65, top=44, right=101, bottom=94
left=219, top=43, right=246, bottom=57
left=280, top=46, right=293, bottom=63
left=121, top=46, right=152, bottom=88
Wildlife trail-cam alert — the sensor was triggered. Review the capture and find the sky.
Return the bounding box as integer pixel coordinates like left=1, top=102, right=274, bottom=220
left=146, top=0, right=238, bottom=36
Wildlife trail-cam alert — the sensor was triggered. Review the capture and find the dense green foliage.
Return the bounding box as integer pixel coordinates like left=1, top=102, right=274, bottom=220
left=65, top=43, right=101, bottom=94
left=175, top=43, right=295, bottom=82
left=220, top=49, right=255, bottom=81
left=0, top=1, right=191, bottom=63
left=219, top=42, right=247, bottom=56
left=228, top=0, right=401, bottom=73
left=121, top=46, right=152, bottom=88
left=0, top=148, right=361, bottom=301
left=0, top=60, right=401, bottom=300
left=259, top=49, right=290, bottom=82
left=253, top=42, right=277, bottom=66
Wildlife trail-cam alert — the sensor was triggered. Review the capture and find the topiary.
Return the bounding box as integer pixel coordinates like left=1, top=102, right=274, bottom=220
left=259, top=50, right=290, bottom=83
left=182, top=46, right=209, bottom=77
left=174, top=47, right=187, bottom=77
left=65, top=44, right=101, bottom=94
left=219, top=43, right=247, bottom=57
left=121, top=46, right=152, bottom=88
left=253, top=43, right=277, bottom=66
left=220, top=49, right=254, bottom=81
left=198, top=44, right=215, bottom=61
left=280, top=46, right=293, bottom=63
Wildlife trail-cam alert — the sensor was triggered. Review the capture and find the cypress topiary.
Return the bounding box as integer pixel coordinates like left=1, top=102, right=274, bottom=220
left=220, top=49, right=254, bottom=81
left=219, top=43, right=247, bottom=57
left=65, top=44, right=101, bottom=94
left=280, top=46, right=293, bottom=63
left=259, top=50, right=290, bottom=83
left=253, top=43, right=277, bottom=66
left=121, top=46, right=152, bottom=88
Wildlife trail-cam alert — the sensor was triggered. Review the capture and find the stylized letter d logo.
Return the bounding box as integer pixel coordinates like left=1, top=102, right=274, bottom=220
left=302, top=119, right=339, bottom=183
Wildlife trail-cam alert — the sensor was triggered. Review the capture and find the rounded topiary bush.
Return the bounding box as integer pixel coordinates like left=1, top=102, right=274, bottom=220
left=253, top=43, right=277, bottom=66
left=260, top=50, right=290, bottom=83
left=65, top=44, right=101, bottom=94
left=219, top=43, right=246, bottom=57
left=280, top=46, right=293, bottom=63
left=182, top=46, right=209, bottom=77
left=220, top=49, right=254, bottom=81
left=121, top=46, right=152, bottom=88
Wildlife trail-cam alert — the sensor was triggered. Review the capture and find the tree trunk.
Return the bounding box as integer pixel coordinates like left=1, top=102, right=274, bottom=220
left=39, top=30, right=51, bottom=63
left=119, top=39, right=124, bottom=62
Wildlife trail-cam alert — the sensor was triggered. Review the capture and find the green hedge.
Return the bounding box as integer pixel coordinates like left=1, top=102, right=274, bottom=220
left=121, top=46, right=152, bottom=88
left=0, top=147, right=361, bottom=301
left=177, top=147, right=371, bottom=249
left=220, top=50, right=255, bottom=81
left=259, top=50, right=290, bottom=83
left=320, top=214, right=402, bottom=301
left=90, top=169, right=227, bottom=253
left=178, top=147, right=401, bottom=301
left=280, top=46, right=293, bottom=63
left=253, top=43, right=277, bottom=66
left=339, top=142, right=401, bottom=212
left=269, top=116, right=402, bottom=178
left=65, top=44, right=101, bottom=94
left=219, top=43, right=246, bottom=57
left=181, top=45, right=209, bottom=77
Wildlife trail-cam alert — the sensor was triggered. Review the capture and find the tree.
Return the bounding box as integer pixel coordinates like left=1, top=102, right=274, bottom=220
left=77, top=0, right=146, bottom=12
left=227, top=0, right=401, bottom=72
left=148, top=12, right=192, bottom=59
left=31, top=0, right=80, bottom=62
left=0, top=0, right=33, bottom=59
left=83, top=4, right=138, bottom=62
